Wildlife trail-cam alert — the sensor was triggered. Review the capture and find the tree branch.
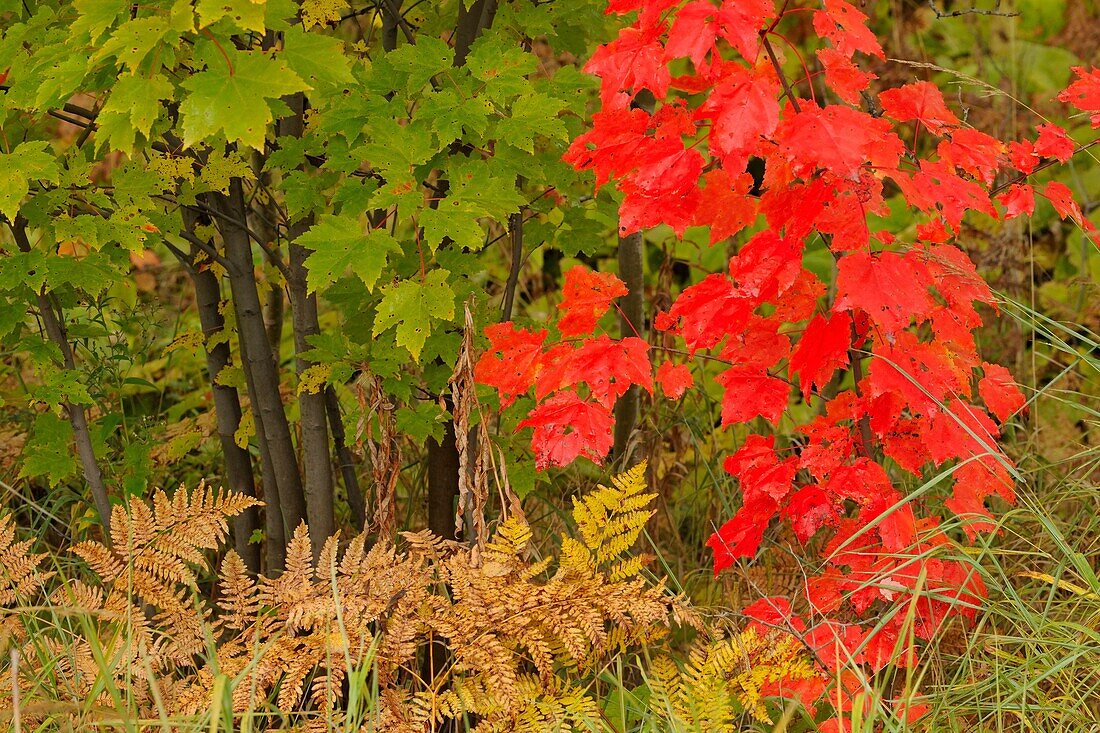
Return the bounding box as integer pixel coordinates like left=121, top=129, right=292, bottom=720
left=8, top=217, right=113, bottom=539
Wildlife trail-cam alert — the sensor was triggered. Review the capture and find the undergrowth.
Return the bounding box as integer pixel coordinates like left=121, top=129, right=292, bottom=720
left=0, top=463, right=818, bottom=732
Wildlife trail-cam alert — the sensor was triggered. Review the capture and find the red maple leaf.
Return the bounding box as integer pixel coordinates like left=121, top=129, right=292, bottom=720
left=783, top=485, right=839, bottom=543
left=474, top=322, right=548, bottom=408
left=937, top=128, right=1004, bottom=184
left=1042, top=181, right=1088, bottom=228
left=695, top=168, right=758, bottom=242
left=812, top=0, right=884, bottom=60
left=761, top=177, right=832, bottom=241
left=1007, top=139, right=1039, bottom=174
left=922, top=244, right=995, bottom=314
left=772, top=267, right=827, bottom=323
left=943, top=460, right=1001, bottom=539
left=716, top=366, right=790, bottom=425
left=723, top=434, right=798, bottom=502
left=563, top=106, right=652, bottom=188
left=892, top=159, right=995, bottom=230
left=557, top=266, right=629, bottom=336
left=834, top=250, right=936, bottom=336
left=584, top=24, right=670, bottom=104
left=776, top=103, right=903, bottom=179
left=656, top=273, right=752, bottom=352
left=815, top=175, right=887, bottom=251
left=729, top=230, right=803, bottom=302
left=817, top=47, right=876, bottom=105
left=998, top=183, right=1035, bottom=219
left=535, top=335, right=652, bottom=406
left=868, top=332, right=965, bottom=414
left=518, top=391, right=615, bottom=469
left=618, top=144, right=704, bottom=234
left=978, top=362, right=1025, bottom=422
left=718, top=315, right=791, bottom=370
left=656, top=360, right=694, bottom=398
left=878, top=81, right=960, bottom=134
left=1057, top=66, right=1100, bottom=128
left=1034, top=123, right=1076, bottom=162
left=922, top=401, right=1000, bottom=466
left=789, top=313, right=851, bottom=395
left=665, top=0, right=718, bottom=67
left=716, top=0, right=776, bottom=62
left=696, top=66, right=780, bottom=173
left=707, top=492, right=779, bottom=570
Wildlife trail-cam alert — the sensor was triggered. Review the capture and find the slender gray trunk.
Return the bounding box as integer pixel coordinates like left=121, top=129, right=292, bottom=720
left=181, top=211, right=263, bottom=573
left=212, top=183, right=307, bottom=538
left=613, top=231, right=645, bottom=464
left=11, top=219, right=112, bottom=538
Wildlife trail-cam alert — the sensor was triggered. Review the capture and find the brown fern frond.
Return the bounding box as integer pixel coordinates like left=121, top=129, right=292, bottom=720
left=0, top=513, right=48, bottom=606
left=5, top=465, right=698, bottom=731
left=216, top=551, right=260, bottom=633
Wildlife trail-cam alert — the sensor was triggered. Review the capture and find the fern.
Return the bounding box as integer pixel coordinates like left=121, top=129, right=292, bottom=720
left=569, top=460, right=656, bottom=579
left=0, top=465, right=816, bottom=732
left=648, top=627, right=817, bottom=727
left=0, top=512, right=48, bottom=607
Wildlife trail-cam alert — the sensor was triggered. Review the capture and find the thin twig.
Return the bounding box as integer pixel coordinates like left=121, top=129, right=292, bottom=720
left=500, top=209, right=524, bottom=321
left=991, top=139, right=1100, bottom=195
left=763, top=35, right=801, bottom=114
left=928, top=0, right=1018, bottom=18
left=178, top=228, right=232, bottom=270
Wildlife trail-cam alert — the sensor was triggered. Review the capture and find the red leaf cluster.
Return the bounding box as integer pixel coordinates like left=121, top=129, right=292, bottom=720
left=476, top=267, right=655, bottom=469
left=482, top=0, right=1092, bottom=724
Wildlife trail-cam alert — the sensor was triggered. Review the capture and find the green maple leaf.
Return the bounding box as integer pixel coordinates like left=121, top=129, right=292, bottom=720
left=418, top=161, right=525, bottom=250
left=280, top=26, right=354, bottom=88
left=373, top=269, right=455, bottom=361
left=73, top=0, right=129, bottom=42
left=0, top=142, right=59, bottom=221
left=495, top=92, right=569, bottom=153
left=300, top=0, right=346, bottom=28
left=297, top=216, right=403, bottom=294
left=96, top=74, right=174, bottom=154
left=465, top=33, right=536, bottom=103
left=19, top=412, right=77, bottom=487
left=412, top=89, right=492, bottom=145
left=45, top=257, right=119, bottom=295
left=196, top=0, right=267, bottom=33
left=96, top=16, right=174, bottom=72
left=180, top=49, right=309, bottom=149
left=386, top=37, right=454, bottom=93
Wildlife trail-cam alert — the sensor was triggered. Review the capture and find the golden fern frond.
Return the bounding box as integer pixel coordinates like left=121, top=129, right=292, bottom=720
left=0, top=513, right=48, bottom=605
left=486, top=515, right=532, bottom=558
left=646, top=655, right=686, bottom=723
left=83, top=483, right=259, bottom=592
left=570, top=461, right=655, bottom=575
left=216, top=551, right=260, bottom=633
left=667, top=626, right=816, bottom=726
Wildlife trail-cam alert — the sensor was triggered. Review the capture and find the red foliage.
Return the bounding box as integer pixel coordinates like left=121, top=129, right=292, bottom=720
left=478, top=0, right=1094, bottom=726
left=1058, top=66, right=1100, bottom=127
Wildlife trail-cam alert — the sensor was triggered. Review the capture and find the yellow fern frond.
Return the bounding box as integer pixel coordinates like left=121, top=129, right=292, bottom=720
left=570, top=461, right=655, bottom=576
left=660, top=626, right=817, bottom=726
left=486, top=515, right=532, bottom=558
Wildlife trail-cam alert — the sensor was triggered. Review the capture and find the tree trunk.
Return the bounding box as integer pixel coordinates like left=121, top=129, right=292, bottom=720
left=421, top=0, right=502, bottom=545
left=212, top=183, right=307, bottom=539
left=287, top=224, right=335, bottom=557
left=326, top=386, right=365, bottom=531
left=426, top=409, right=461, bottom=541
left=181, top=212, right=263, bottom=573
left=613, top=230, right=645, bottom=464
left=278, top=92, right=337, bottom=557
